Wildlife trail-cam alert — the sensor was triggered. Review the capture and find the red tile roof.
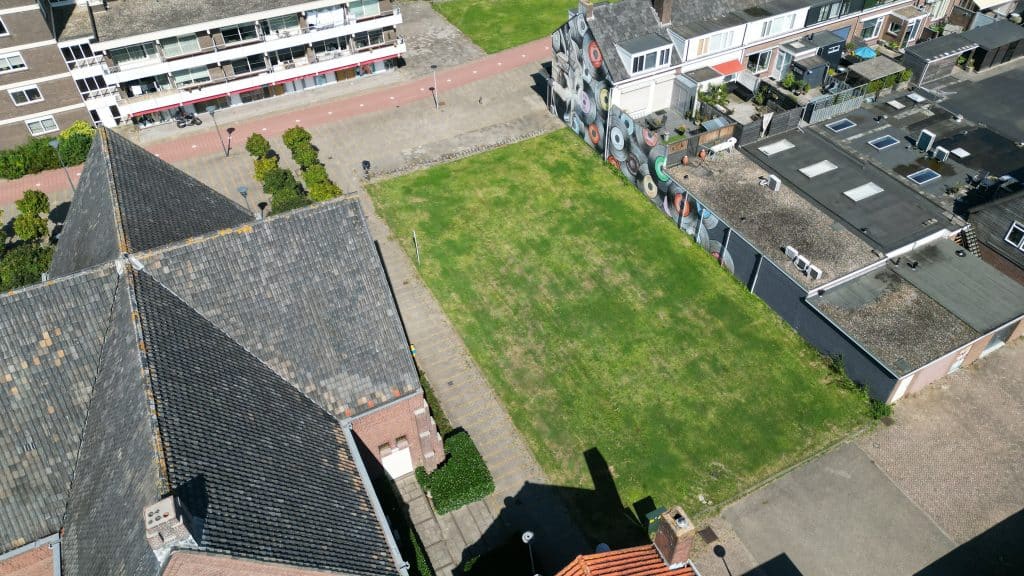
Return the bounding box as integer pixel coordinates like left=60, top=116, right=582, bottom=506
left=712, top=60, right=745, bottom=76
left=555, top=545, right=697, bottom=576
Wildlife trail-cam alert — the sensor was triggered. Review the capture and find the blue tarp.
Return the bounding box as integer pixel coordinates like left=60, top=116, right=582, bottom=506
left=854, top=46, right=877, bottom=59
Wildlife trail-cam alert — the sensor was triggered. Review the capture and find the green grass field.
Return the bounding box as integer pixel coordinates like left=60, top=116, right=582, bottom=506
left=370, top=130, right=869, bottom=536
left=433, top=0, right=580, bottom=53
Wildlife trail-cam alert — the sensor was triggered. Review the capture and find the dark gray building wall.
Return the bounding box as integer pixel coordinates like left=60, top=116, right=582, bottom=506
left=752, top=259, right=898, bottom=399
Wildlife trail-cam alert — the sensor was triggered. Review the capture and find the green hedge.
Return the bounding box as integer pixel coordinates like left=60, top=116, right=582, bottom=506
left=0, top=121, right=95, bottom=180
left=415, top=431, right=494, bottom=515
left=0, top=243, right=53, bottom=291
left=282, top=126, right=313, bottom=150
left=419, top=370, right=452, bottom=436
left=245, top=133, right=272, bottom=158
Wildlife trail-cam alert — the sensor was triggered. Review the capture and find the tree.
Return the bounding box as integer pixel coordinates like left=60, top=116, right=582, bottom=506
left=282, top=126, right=312, bottom=150
left=13, top=214, right=48, bottom=242
left=261, top=167, right=302, bottom=196
left=0, top=243, right=53, bottom=291
left=57, top=120, right=95, bottom=165
left=16, top=189, right=50, bottom=218
left=245, top=133, right=272, bottom=158
left=254, top=156, right=279, bottom=182
left=270, top=189, right=311, bottom=214
left=291, top=142, right=320, bottom=170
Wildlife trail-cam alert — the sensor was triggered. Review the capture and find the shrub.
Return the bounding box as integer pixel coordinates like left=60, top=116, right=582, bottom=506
left=13, top=214, right=48, bottom=242
left=415, top=431, right=494, bottom=515
left=0, top=243, right=53, bottom=291
left=869, top=399, right=892, bottom=420
left=58, top=132, right=93, bottom=166
left=20, top=138, right=59, bottom=174
left=0, top=150, right=28, bottom=180
left=261, top=167, right=302, bottom=196
left=302, top=164, right=331, bottom=187
left=254, top=156, right=279, bottom=182
left=16, top=189, right=50, bottom=217
left=419, top=370, right=452, bottom=436
left=245, top=133, right=272, bottom=158
left=308, top=180, right=343, bottom=202
left=291, top=142, right=320, bottom=170
left=282, top=126, right=312, bottom=150
left=270, top=188, right=311, bottom=214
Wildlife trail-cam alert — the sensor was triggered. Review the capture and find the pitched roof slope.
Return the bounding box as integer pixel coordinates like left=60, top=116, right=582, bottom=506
left=60, top=276, right=161, bottom=576
left=556, top=545, right=697, bottom=576
left=140, top=200, right=418, bottom=418
left=586, top=0, right=667, bottom=82
left=49, top=128, right=251, bottom=277
left=0, top=266, right=119, bottom=553
left=131, top=270, right=398, bottom=575
left=970, top=191, right=1024, bottom=271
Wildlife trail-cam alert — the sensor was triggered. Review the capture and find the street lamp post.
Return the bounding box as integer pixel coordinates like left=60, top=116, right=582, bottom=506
left=48, top=139, right=76, bottom=194
left=430, top=64, right=439, bottom=110
left=522, top=531, right=536, bottom=575
left=237, top=185, right=253, bottom=216
left=206, top=105, right=229, bottom=157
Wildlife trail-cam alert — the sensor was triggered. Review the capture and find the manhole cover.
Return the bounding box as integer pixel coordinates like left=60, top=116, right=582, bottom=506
left=698, top=527, right=718, bottom=544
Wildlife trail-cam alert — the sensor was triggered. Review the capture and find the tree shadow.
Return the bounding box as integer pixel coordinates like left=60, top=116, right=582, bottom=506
left=741, top=553, right=803, bottom=576
left=453, top=447, right=650, bottom=576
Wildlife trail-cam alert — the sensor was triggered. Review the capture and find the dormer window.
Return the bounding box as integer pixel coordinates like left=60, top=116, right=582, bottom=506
left=1006, top=221, right=1024, bottom=252
left=631, top=47, right=671, bottom=73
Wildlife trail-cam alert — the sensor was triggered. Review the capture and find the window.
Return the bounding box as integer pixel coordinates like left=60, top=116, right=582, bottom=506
left=308, top=5, right=348, bottom=28
left=631, top=47, right=670, bottom=74
left=353, top=29, right=384, bottom=49
left=9, top=85, right=42, bottom=105
left=747, top=49, right=772, bottom=73
left=843, top=182, right=884, bottom=202
left=888, top=20, right=903, bottom=35
left=221, top=23, right=259, bottom=44
left=1006, top=222, right=1024, bottom=251
left=860, top=17, right=881, bottom=39
left=799, top=160, right=838, bottom=177
left=0, top=52, right=26, bottom=74
left=349, top=0, right=381, bottom=18
left=25, top=115, right=58, bottom=136
left=76, top=75, right=107, bottom=93
left=761, top=13, right=796, bottom=37
left=231, top=54, right=266, bottom=75
left=313, top=36, right=348, bottom=55
left=61, top=43, right=94, bottom=63
left=0, top=17, right=8, bottom=37
left=171, top=66, right=211, bottom=86
left=108, top=43, right=158, bottom=65
left=696, top=30, right=735, bottom=56
left=659, top=48, right=670, bottom=65
left=269, top=45, right=306, bottom=66
left=160, top=34, right=201, bottom=58
left=262, top=14, right=300, bottom=35
left=814, top=0, right=850, bottom=23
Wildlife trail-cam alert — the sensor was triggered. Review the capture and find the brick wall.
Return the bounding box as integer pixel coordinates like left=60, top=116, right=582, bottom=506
left=0, top=544, right=52, bottom=576
left=350, top=392, right=443, bottom=475
left=164, top=550, right=340, bottom=575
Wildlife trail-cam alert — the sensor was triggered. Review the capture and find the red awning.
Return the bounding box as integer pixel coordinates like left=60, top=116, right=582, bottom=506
left=129, top=93, right=225, bottom=118
left=712, top=60, right=745, bottom=76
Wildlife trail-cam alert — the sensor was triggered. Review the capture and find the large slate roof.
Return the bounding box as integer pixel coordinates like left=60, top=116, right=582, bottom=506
left=2, top=128, right=407, bottom=575
left=50, top=129, right=251, bottom=277
left=585, top=0, right=668, bottom=82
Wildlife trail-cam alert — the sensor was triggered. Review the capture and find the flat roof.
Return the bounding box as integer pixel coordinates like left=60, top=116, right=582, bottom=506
left=904, top=34, right=978, bottom=62
left=667, top=150, right=880, bottom=290
left=620, top=32, right=672, bottom=54
left=848, top=56, right=906, bottom=82
left=749, top=129, right=955, bottom=253
left=669, top=0, right=812, bottom=39
left=809, top=238, right=1024, bottom=374
left=962, top=19, right=1024, bottom=50
left=56, top=0, right=323, bottom=43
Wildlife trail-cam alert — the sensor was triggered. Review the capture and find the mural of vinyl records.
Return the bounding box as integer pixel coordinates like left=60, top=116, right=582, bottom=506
left=701, top=210, right=720, bottom=230
left=587, top=40, right=604, bottom=69
left=587, top=121, right=604, bottom=147
left=598, top=87, right=609, bottom=111
left=642, top=174, right=658, bottom=199
left=552, top=29, right=564, bottom=53
left=641, top=127, right=660, bottom=150
left=621, top=113, right=635, bottom=136
left=609, top=126, right=627, bottom=160
left=577, top=88, right=597, bottom=124
left=625, top=153, right=641, bottom=177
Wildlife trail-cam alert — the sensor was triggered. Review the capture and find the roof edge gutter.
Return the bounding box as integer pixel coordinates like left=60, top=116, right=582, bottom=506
left=343, top=423, right=410, bottom=576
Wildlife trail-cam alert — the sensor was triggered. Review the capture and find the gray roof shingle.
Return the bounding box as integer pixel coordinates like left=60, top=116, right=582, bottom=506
left=50, top=128, right=251, bottom=278
left=0, top=266, right=119, bottom=554
left=131, top=270, right=397, bottom=575
left=140, top=200, right=419, bottom=418
left=969, top=191, right=1024, bottom=271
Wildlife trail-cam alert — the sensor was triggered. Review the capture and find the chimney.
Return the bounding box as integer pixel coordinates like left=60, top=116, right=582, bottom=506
left=653, top=0, right=672, bottom=24
left=144, top=496, right=197, bottom=563
left=653, top=506, right=695, bottom=569
left=580, top=0, right=594, bottom=20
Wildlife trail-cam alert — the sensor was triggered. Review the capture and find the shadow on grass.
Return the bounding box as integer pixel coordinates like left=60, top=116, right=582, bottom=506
left=454, top=447, right=650, bottom=576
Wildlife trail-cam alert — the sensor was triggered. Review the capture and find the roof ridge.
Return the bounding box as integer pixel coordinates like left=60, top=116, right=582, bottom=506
left=97, top=128, right=132, bottom=255
left=1, top=261, right=115, bottom=300
left=57, top=270, right=132, bottom=526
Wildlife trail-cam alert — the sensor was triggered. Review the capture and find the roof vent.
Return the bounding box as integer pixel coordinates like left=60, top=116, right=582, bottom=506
left=795, top=255, right=811, bottom=272
left=933, top=146, right=949, bottom=162
left=766, top=175, right=782, bottom=192
left=807, top=265, right=823, bottom=280
left=144, top=496, right=196, bottom=563
left=784, top=245, right=800, bottom=260
left=917, top=129, right=936, bottom=152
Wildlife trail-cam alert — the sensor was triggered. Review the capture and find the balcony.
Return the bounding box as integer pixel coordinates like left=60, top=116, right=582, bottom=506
left=81, top=86, right=119, bottom=101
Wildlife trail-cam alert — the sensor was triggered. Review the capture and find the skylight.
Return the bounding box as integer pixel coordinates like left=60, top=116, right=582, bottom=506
left=843, top=182, right=884, bottom=202
left=868, top=135, right=899, bottom=150
left=907, top=168, right=941, bottom=185
left=799, top=160, right=838, bottom=178
left=759, top=139, right=795, bottom=156
left=826, top=119, right=856, bottom=132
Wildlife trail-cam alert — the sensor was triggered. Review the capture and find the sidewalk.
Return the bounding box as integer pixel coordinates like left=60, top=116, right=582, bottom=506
left=0, top=36, right=550, bottom=207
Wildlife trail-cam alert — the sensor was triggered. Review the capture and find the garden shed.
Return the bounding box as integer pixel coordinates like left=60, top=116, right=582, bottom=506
left=962, top=20, right=1024, bottom=71
left=902, top=34, right=979, bottom=85
left=847, top=55, right=907, bottom=84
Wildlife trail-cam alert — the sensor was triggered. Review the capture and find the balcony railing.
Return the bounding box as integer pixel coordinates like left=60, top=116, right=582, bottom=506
left=67, top=55, right=105, bottom=70
left=81, top=86, right=119, bottom=100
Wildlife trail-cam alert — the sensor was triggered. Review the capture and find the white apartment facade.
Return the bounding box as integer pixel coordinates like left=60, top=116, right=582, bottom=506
left=53, top=0, right=405, bottom=128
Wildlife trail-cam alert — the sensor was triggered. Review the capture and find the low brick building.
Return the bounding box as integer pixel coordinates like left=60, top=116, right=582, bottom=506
left=0, top=128, right=441, bottom=575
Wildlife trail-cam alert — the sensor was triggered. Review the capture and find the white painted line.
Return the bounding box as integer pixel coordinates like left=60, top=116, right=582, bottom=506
left=360, top=103, right=364, bottom=107
left=420, top=87, right=425, bottom=91
left=191, top=144, right=197, bottom=149
left=328, top=111, right=333, bottom=115
left=390, top=96, right=395, bottom=100
left=522, top=54, right=527, bottom=57
left=498, top=62, right=503, bottom=66
left=447, top=79, right=451, bottom=82
left=295, top=119, right=301, bottom=123
left=473, top=70, right=477, bottom=74
left=261, top=127, right=267, bottom=131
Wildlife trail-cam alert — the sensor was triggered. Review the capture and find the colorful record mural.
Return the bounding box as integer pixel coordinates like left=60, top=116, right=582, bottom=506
left=550, top=12, right=735, bottom=274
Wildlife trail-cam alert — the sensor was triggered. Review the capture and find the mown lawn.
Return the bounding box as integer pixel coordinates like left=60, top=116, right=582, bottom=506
left=370, top=130, right=869, bottom=538
left=433, top=0, right=582, bottom=53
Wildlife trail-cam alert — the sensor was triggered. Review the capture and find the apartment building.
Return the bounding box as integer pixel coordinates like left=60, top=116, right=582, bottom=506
left=553, top=0, right=938, bottom=120
left=0, top=1, right=90, bottom=148
left=50, top=0, right=404, bottom=128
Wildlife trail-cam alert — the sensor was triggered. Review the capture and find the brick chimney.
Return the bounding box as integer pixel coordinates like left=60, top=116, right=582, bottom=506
left=653, top=506, right=695, bottom=569
left=580, top=0, right=594, bottom=20
left=144, top=496, right=197, bottom=563
left=653, top=0, right=672, bottom=24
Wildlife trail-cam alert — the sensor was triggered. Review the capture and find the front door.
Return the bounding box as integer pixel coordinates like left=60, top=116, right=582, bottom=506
left=773, top=50, right=793, bottom=80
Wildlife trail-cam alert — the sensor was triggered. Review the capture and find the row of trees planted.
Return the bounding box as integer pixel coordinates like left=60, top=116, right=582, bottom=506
left=0, top=121, right=95, bottom=180
left=1, top=189, right=54, bottom=291
left=245, top=127, right=343, bottom=214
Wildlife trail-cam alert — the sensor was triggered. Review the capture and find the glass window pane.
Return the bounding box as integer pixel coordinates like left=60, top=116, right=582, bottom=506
left=1007, top=224, right=1024, bottom=247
